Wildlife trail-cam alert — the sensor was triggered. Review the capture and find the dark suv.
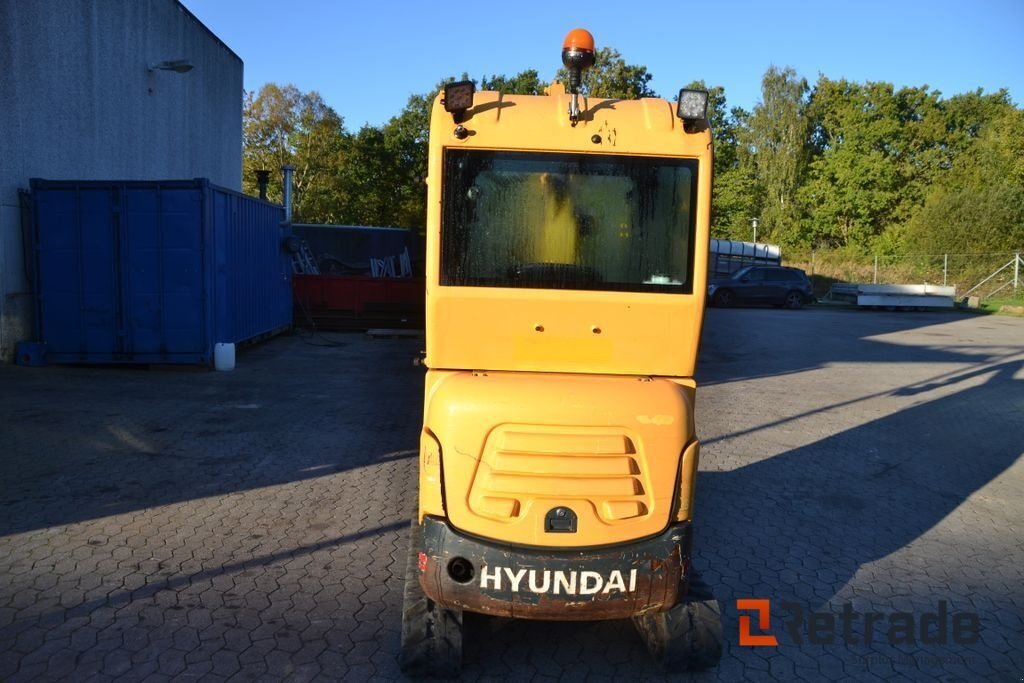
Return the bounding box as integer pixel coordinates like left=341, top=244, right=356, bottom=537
left=708, top=266, right=814, bottom=308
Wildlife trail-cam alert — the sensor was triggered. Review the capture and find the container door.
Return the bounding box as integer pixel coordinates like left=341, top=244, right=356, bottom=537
left=34, top=186, right=121, bottom=358
left=122, top=186, right=206, bottom=359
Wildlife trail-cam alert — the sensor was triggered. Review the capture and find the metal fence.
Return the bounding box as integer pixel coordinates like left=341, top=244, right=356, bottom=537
left=783, top=250, right=1024, bottom=300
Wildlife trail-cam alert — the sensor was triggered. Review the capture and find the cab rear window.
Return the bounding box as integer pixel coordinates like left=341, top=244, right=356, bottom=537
left=441, top=150, right=699, bottom=294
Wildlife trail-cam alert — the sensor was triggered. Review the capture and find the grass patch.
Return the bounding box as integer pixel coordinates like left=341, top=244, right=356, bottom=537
left=978, top=296, right=1024, bottom=316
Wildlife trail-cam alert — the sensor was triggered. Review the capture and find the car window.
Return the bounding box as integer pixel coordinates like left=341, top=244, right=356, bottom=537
left=745, top=269, right=766, bottom=282
left=765, top=269, right=799, bottom=282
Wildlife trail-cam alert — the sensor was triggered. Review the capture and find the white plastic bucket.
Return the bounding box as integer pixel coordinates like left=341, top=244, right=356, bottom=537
left=214, top=342, right=236, bottom=371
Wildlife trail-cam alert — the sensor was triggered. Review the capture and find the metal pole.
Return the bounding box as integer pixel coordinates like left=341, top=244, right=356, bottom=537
left=256, top=170, right=270, bottom=200
left=1015, top=252, right=1021, bottom=293
left=873, top=255, right=878, bottom=284
left=943, top=254, right=948, bottom=287
left=962, top=257, right=1017, bottom=299
left=281, top=165, right=295, bottom=223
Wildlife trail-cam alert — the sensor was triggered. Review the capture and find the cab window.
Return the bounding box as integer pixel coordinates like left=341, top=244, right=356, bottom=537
left=441, top=150, right=699, bottom=294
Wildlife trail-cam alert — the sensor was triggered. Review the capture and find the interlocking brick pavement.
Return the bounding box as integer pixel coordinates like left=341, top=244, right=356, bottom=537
left=1, top=309, right=1022, bottom=680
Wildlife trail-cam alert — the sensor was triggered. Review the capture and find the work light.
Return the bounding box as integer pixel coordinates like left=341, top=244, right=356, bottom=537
left=676, top=89, right=709, bottom=122
left=443, top=81, right=476, bottom=114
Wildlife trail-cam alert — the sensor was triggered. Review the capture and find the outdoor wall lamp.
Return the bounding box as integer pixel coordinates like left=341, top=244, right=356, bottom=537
left=148, top=59, right=194, bottom=73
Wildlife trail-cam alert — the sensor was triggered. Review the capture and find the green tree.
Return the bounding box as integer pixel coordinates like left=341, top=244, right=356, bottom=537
left=744, top=66, right=810, bottom=245
left=242, top=84, right=299, bottom=202
left=556, top=47, right=656, bottom=99
left=480, top=69, right=544, bottom=95
left=380, top=91, right=432, bottom=228
left=682, top=81, right=738, bottom=173
left=797, top=77, right=1018, bottom=251
left=679, top=81, right=758, bottom=238
left=335, top=126, right=396, bottom=226
left=797, top=78, right=906, bottom=248
left=291, top=92, right=346, bottom=223
left=377, top=78, right=465, bottom=229
left=712, top=161, right=761, bottom=241
left=242, top=83, right=346, bottom=223
left=364, top=72, right=540, bottom=229
left=905, top=108, right=1024, bottom=254
left=942, top=88, right=1017, bottom=150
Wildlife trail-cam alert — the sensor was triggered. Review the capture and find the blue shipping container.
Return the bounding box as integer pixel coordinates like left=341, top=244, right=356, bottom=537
left=30, top=179, right=292, bottom=365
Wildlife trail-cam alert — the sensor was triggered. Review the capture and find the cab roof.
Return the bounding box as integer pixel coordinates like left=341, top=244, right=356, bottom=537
left=431, top=83, right=711, bottom=157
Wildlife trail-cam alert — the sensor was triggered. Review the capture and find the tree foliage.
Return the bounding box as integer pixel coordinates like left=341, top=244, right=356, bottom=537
left=744, top=66, right=810, bottom=244
left=480, top=70, right=544, bottom=96
left=904, top=107, right=1024, bottom=254
left=241, top=55, right=1023, bottom=256
left=683, top=80, right=756, bottom=238
left=556, top=47, right=655, bottom=99
left=798, top=79, right=909, bottom=248
left=376, top=87, right=436, bottom=228
left=243, top=84, right=345, bottom=223
left=794, top=80, right=1020, bottom=251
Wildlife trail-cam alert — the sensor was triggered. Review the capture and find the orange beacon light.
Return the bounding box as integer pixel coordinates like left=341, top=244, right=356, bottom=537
left=561, top=28, right=596, bottom=124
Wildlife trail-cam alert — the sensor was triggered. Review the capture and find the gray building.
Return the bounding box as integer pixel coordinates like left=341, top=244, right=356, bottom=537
left=0, top=0, right=243, bottom=360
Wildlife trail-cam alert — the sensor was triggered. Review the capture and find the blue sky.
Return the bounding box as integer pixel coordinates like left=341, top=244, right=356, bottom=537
left=180, top=0, right=1023, bottom=129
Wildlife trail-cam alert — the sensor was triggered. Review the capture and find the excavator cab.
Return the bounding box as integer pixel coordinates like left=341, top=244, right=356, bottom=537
left=400, top=29, right=722, bottom=675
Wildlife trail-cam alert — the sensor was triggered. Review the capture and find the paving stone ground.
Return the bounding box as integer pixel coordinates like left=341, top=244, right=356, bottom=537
left=1, top=308, right=1022, bottom=681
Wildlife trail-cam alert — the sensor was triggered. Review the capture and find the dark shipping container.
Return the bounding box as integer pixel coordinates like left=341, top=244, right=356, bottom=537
left=291, top=223, right=424, bottom=276
left=292, top=274, right=424, bottom=330
left=29, top=179, right=292, bottom=365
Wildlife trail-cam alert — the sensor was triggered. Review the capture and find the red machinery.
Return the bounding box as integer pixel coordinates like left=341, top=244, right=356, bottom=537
left=293, top=274, right=424, bottom=330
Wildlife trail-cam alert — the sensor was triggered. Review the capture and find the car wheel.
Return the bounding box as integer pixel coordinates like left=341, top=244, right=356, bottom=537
left=784, top=291, right=804, bottom=309
left=712, top=289, right=734, bottom=307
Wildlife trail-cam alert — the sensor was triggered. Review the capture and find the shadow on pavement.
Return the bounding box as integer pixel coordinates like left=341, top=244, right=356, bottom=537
left=2, top=309, right=1021, bottom=678
left=0, top=334, right=424, bottom=536
left=697, top=357, right=1023, bottom=603
left=696, top=307, right=1017, bottom=387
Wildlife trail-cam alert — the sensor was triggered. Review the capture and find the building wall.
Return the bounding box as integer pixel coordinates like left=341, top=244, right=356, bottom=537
left=0, top=0, right=243, bottom=360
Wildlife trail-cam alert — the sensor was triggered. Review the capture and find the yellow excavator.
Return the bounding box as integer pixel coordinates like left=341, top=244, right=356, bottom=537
left=400, top=29, right=721, bottom=674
